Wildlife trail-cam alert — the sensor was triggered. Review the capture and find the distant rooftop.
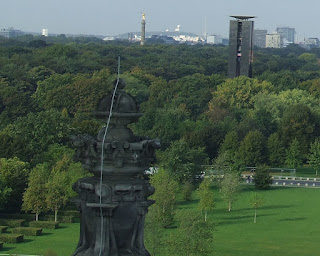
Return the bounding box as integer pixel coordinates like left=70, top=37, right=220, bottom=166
left=230, top=15, right=256, bottom=20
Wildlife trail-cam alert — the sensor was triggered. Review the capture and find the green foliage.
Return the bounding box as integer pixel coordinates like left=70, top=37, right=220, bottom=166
left=0, top=219, right=25, bottom=228
left=220, top=172, right=241, bottom=211
left=29, top=221, right=59, bottom=229
left=198, top=179, right=215, bottom=221
left=181, top=181, right=193, bottom=201
left=0, top=226, right=8, bottom=233
left=169, top=212, right=213, bottom=256
left=238, top=130, right=266, bottom=166
left=307, top=138, right=320, bottom=175
left=267, top=133, right=285, bottom=167
left=12, top=227, right=42, bottom=236
left=159, top=139, right=208, bottom=183
left=22, top=164, right=49, bottom=221
left=149, top=169, right=178, bottom=228
left=254, top=165, right=272, bottom=190
left=285, top=138, right=303, bottom=168
left=249, top=192, right=264, bottom=223
left=0, top=234, right=24, bottom=243
left=0, top=157, right=29, bottom=211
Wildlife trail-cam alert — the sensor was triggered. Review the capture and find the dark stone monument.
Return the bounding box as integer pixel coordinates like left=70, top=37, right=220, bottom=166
left=71, top=79, right=160, bottom=256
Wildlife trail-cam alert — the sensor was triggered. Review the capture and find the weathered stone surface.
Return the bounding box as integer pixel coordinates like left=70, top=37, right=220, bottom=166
left=72, top=79, right=159, bottom=256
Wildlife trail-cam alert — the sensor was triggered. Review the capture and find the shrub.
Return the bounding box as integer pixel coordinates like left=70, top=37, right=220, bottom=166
left=0, top=234, right=24, bottom=243
left=12, top=227, right=42, bottom=236
left=254, top=165, right=272, bottom=190
left=29, top=221, right=59, bottom=229
left=0, top=213, right=36, bottom=222
left=0, top=219, right=25, bottom=227
left=0, top=226, right=8, bottom=233
left=44, top=215, right=76, bottom=223
left=0, top=242, right=2, bottom=249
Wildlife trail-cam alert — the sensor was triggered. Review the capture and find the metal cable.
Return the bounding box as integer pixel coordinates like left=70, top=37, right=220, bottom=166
left=99, top=56, right=121, bottom=256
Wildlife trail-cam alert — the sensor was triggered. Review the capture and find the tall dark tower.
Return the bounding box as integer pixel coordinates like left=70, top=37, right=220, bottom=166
left=141, top=13, right=146, bottom=46
left=228, top=16, right=255, bottom=78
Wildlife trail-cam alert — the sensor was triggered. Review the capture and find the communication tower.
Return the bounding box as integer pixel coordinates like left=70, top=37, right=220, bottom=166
left=141, top=13, right=146, bottom=46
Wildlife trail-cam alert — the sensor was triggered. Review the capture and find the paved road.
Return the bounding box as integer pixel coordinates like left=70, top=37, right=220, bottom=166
left=272, top=178, right=320, bottom=187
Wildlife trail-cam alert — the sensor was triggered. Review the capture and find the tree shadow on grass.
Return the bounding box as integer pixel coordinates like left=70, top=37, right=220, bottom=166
left=2, top=246, right=16, bottom=251
left=23, top=238, right=34, bottom=243
left=216, top=213, right=276, bottom=226
left=279, top=217, right=306, bottom=222
left=41, top=231, right=53, bottom=236
left=235, top=204, right=294, bottom=212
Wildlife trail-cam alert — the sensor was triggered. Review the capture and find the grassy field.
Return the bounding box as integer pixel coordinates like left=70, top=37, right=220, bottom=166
left=2, top=185, right=320, bottom=256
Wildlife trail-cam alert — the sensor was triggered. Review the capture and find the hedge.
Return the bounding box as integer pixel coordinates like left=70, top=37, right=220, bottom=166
left=0, top=234, right=24, bottom=243
left=12, top=227, right=42, bottom=236
left=29, top=221, right=59, bottom=229
left=0, top=213, right=35, bottom=222
left=0, top=226, right=8, bottom=233
left=0, top=241, right=2, bottom=249
left=0, top=219, right=25, bottom=228
left=44, top=215, right=77, bottom=223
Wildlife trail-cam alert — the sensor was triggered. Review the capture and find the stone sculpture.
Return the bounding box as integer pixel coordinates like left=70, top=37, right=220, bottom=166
left=71, top=79, right=160, bottom=256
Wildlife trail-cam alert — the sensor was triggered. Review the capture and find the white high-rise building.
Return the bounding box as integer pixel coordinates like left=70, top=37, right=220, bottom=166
left=42, top=28, right=48, bottom=37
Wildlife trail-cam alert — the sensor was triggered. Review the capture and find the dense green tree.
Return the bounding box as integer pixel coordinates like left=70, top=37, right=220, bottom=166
left=285, top=138, right=304, bottom=168
left=254, top=165, right=272, bottom=190
left=159, top=139, right=208, bottom=183
left=149, top=169, right=178, bottom=228
left=238, top=130, right=266, bottom=166
left=267, top=133, right=285, bottom=167
left=46, top=169, right=69, bottom=222
left=307, top=138, right=320, bottom=175
left=22, top=164, right=49, bottom=221
left=169, top=212, right=213, bottom=256
left=0, top=157, right=29, bottom=211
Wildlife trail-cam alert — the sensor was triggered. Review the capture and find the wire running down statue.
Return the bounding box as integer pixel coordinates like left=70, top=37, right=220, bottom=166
left=71, top=78, right=160, bottom=256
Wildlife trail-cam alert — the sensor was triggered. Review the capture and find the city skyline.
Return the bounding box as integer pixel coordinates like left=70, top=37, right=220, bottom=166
left=1, top=0, right=320, bottom=38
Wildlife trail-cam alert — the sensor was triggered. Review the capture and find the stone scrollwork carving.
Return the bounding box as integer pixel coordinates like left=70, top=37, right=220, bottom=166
left=72, top=79, right=160, bottom=256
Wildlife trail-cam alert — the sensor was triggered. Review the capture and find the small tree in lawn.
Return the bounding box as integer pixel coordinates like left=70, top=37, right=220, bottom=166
left=307, top=138, right=320, bottom=175
left=198, top=179, right=214, bottom=221
left=220, top=172, right=241, bottom=211
left=46, top=169, right=69, bottom=222
left=22, top=164, right=49, bottom=221
left=249, top=192, right=264, bottom=223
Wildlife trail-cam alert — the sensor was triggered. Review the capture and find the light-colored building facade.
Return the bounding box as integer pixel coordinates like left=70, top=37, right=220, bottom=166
left=207, top=35, right=223, bottom=45
left=266, top=33, right=282, bottom=48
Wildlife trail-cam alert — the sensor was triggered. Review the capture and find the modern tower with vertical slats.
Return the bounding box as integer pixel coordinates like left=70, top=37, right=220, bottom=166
left=228, top=16, right=255, bottom=78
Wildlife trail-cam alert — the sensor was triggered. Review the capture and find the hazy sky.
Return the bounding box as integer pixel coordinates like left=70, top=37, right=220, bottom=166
left=1, top=0, right=319, bottom=39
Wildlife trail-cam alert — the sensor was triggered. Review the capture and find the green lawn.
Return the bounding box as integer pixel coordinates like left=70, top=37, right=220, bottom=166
left=1, top=223, right=79, bottom=255
left=2, top=186, right=320, bottom=256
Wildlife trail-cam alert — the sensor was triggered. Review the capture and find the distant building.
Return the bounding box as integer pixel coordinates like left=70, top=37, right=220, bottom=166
left=253, top=29, right=267, bottom=48
left=207, top=35, right=223, bottom=45
left=266, top=33, right=282, bottom=48
left=149, top=35, right=177, bottom=44
left=141, top=13, right=146, bottom=46
left=42, top=28, right=48, bottom=37
left=0, top=28, right=24, bottom=38
left=276, top=27, right=295, bottom=43
left=228, top=15, right=255, bottom=78
left=301, top=38, right=320, bottom=49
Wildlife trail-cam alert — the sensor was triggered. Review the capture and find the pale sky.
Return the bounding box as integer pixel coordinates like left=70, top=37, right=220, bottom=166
left=1, top=0, right=319, bottom=39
